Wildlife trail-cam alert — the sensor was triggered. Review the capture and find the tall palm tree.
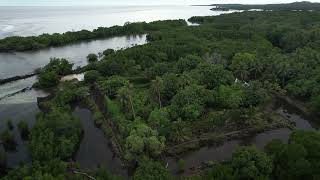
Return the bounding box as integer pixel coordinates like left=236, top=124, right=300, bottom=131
left=118, top=83, right=136, bottom=119
left=151, top=77, right=164, bottom=109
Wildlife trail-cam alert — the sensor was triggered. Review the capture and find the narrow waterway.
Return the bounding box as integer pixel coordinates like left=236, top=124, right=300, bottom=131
left=72, top=107, right=127, bottom=176
left=0, top=103, right=39, bottom=167
left=166, top=99, right=318, bottom=175
left=0, top=34, right=147, bottom=169
left=0, top=34, right=147, bottom=79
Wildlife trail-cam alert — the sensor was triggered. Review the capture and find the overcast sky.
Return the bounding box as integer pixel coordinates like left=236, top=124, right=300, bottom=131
left=1, top=0, right=319, bottom=6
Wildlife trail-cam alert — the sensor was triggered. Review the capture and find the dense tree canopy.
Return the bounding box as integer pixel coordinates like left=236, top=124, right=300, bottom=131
left=3, top=9, right=320, bottom=180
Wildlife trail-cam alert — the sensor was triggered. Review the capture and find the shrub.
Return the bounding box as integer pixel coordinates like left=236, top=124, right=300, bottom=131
left=17, top=120, right=30, bottom=141
left=6, top=120, right=13, bottom=130
left=93, top=112, right=104, bottom=127
left=84, top=70, right=101, bottom=83
left=87, top=53, right=98, bottom=63
left=103, top=49, right=115, bottom=56
left=0, top=148, right=6, bottom=173
left=178, top=159, right=185, bottom=173
left=0, top=130, right=16, bottom=151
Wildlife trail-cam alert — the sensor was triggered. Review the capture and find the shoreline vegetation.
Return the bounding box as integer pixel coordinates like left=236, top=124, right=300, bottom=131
left=0, top=20, right=186, bottom=52
left=195, top=1, right=320, bottom=11
left=1, top=4, right=320, bottom=180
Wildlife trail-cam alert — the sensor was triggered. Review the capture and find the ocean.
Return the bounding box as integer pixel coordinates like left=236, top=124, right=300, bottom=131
left=0, top=5, right=233, bottom=38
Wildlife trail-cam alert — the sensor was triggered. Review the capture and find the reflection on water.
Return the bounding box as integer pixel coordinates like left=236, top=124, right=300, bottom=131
left=0, top=6, right=235, bottom=38
left=73, top=107, right=127, bottom=176
left=275, top=99, right=318, bottom=130
left=0, top=76, right=48, bottom=105
left=0, top=35, right=147, bottom=79
left=0, top=34, right=148, bottom=170
left=167, top=99, right=317, bottom=175
left=0, top=103, right=39, bottom=167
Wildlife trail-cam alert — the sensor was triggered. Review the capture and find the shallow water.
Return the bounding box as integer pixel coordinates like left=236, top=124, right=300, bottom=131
left=0, top=6, right=235, bottom=38
left=166, top=100, right=316, bottom=175
left=0, top=34, right=147, bottom=169
left=0, top=35, right=147, bottom=79
left=0, top=103, right=39, bottom=167
left=72, top=107, right=126, bottom=176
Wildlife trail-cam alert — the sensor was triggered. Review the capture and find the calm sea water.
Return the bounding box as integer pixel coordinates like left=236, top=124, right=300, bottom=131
left=0, top=5, right=232, bottom=38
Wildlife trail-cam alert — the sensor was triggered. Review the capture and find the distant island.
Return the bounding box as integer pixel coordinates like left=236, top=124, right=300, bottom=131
left=207, top=1, right=320, bottom=11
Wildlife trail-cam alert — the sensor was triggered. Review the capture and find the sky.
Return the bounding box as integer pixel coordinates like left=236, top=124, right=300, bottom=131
left=0, top=0, right=319, bottom=6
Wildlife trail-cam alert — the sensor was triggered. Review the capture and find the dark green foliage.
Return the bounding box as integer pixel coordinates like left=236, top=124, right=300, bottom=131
left=0, top=148, right=7, bottom=173
left=203, top=147, right=272, bottom=180
left=217, top=85, right=244, bottom=109
left=196, top=63, right=234, bottom=90
left=37, top=70, right=60, bottom=88
left=84, top=70, right=101, bottom=83
left=133, top=159, right=171, bottom=180
left=17, top=120, right=29, bottom=141
left=148, top=108, right=170, bottom=136
left=6, top=120, right=13, bottom=130
left=98, top=76, right=129, bottom=98
left=205, top=163, right=236, bottom=180
left=87, top=53, right=98, bottom=63
left=169, top=85, right=211, bottom=121
left=5, top=10, right=320, bottom=179
left=124, top=122, right=165, bottom=162
left=310, top=94, right=320, bottom=112
left=0, top=20, right=187, bottom=52
left=175, top=54, right=202, bottom=73
left=36, top=58, right=73, bottom=88
left=93, top=112, right=104, bottom=127
left=242, top=81, right=268, bottom=107
left=264, top=130, right=320, bottom=180
left=210, top=2, right=320, bottom=11
left=0, top=130, right=16, bottom=151
left=29, top=108, right=82, bottom=162
left=231, top=147, right=273, bottom=179
left=178, top=159, right=186, bottom=173
left=1, top=159, right=69, bottom=180
left=103, top=49, right=115, bottom=56
left=94, top=167, right=123, bottom=180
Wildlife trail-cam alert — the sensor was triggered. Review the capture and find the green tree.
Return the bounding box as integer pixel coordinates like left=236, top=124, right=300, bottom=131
left=6, top=119, right=13, bottom=130
left=103, top=49, right=115, bottom=56
left=217, top=85, right=244, bottom=109
left=196, top=63, right=234, bottom=89
left=29, top=108, right=82, bottom=162
left=178, top=159, right=186, bottom=173
left=133, top=159, right=171, bottom=180
left=231, top=146, right=273, bottom=180
left=37, top=71, right=60, bottom=88
left=148, top=108, right=171, bottom=136
left=230, top=53, right=256, bottom=81
left=150, top=77, right=164, bottom=108
left=87, top=53, right=98, bottom=63
left=84, top=70, right=101, bottom=83
left=99, top=76, right=129, bottom=98
left=175, top=54, right=202, bottom=73
left=124, top=122, right=165, bottom=161
left=0, top=130, right=16, bottom=151
left=0, top=148, right=6, bottom=173
left=17, top=120, right=30, bottom=141
left=169, top=85, right=210, bottom=121
left=117, top=84, right=136, bottom=119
